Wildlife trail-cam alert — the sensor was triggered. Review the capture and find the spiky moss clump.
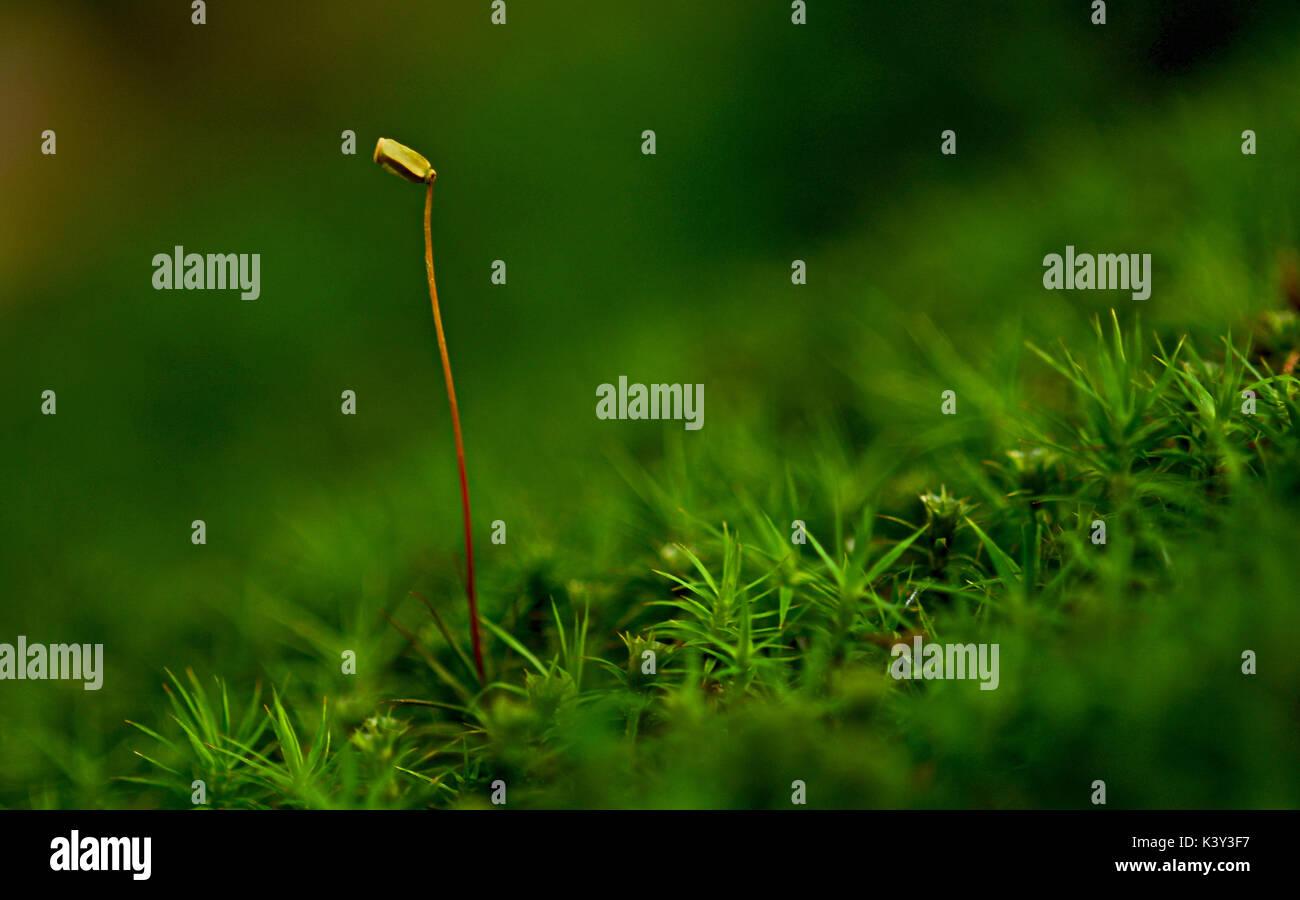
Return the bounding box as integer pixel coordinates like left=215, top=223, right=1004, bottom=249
left=126, top=313, right=1300, bottom=809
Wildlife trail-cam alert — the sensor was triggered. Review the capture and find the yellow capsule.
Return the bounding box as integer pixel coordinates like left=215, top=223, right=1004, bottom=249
left=373, top=137, right=435, bottom=184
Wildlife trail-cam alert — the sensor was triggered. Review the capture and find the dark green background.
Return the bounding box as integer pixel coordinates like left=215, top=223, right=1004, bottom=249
left=1, top=1, right=1297, bottom=807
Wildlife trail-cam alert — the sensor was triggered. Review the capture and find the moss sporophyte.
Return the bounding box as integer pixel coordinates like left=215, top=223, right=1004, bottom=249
left=374, top=137, right=486, bottom=683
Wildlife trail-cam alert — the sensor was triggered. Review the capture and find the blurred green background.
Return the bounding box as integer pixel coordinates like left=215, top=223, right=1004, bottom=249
left=2, top=1, right=1298, bottom=808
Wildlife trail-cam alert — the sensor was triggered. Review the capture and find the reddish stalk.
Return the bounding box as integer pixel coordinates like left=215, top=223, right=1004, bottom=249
left=422, top=179, right=486, bottom=684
